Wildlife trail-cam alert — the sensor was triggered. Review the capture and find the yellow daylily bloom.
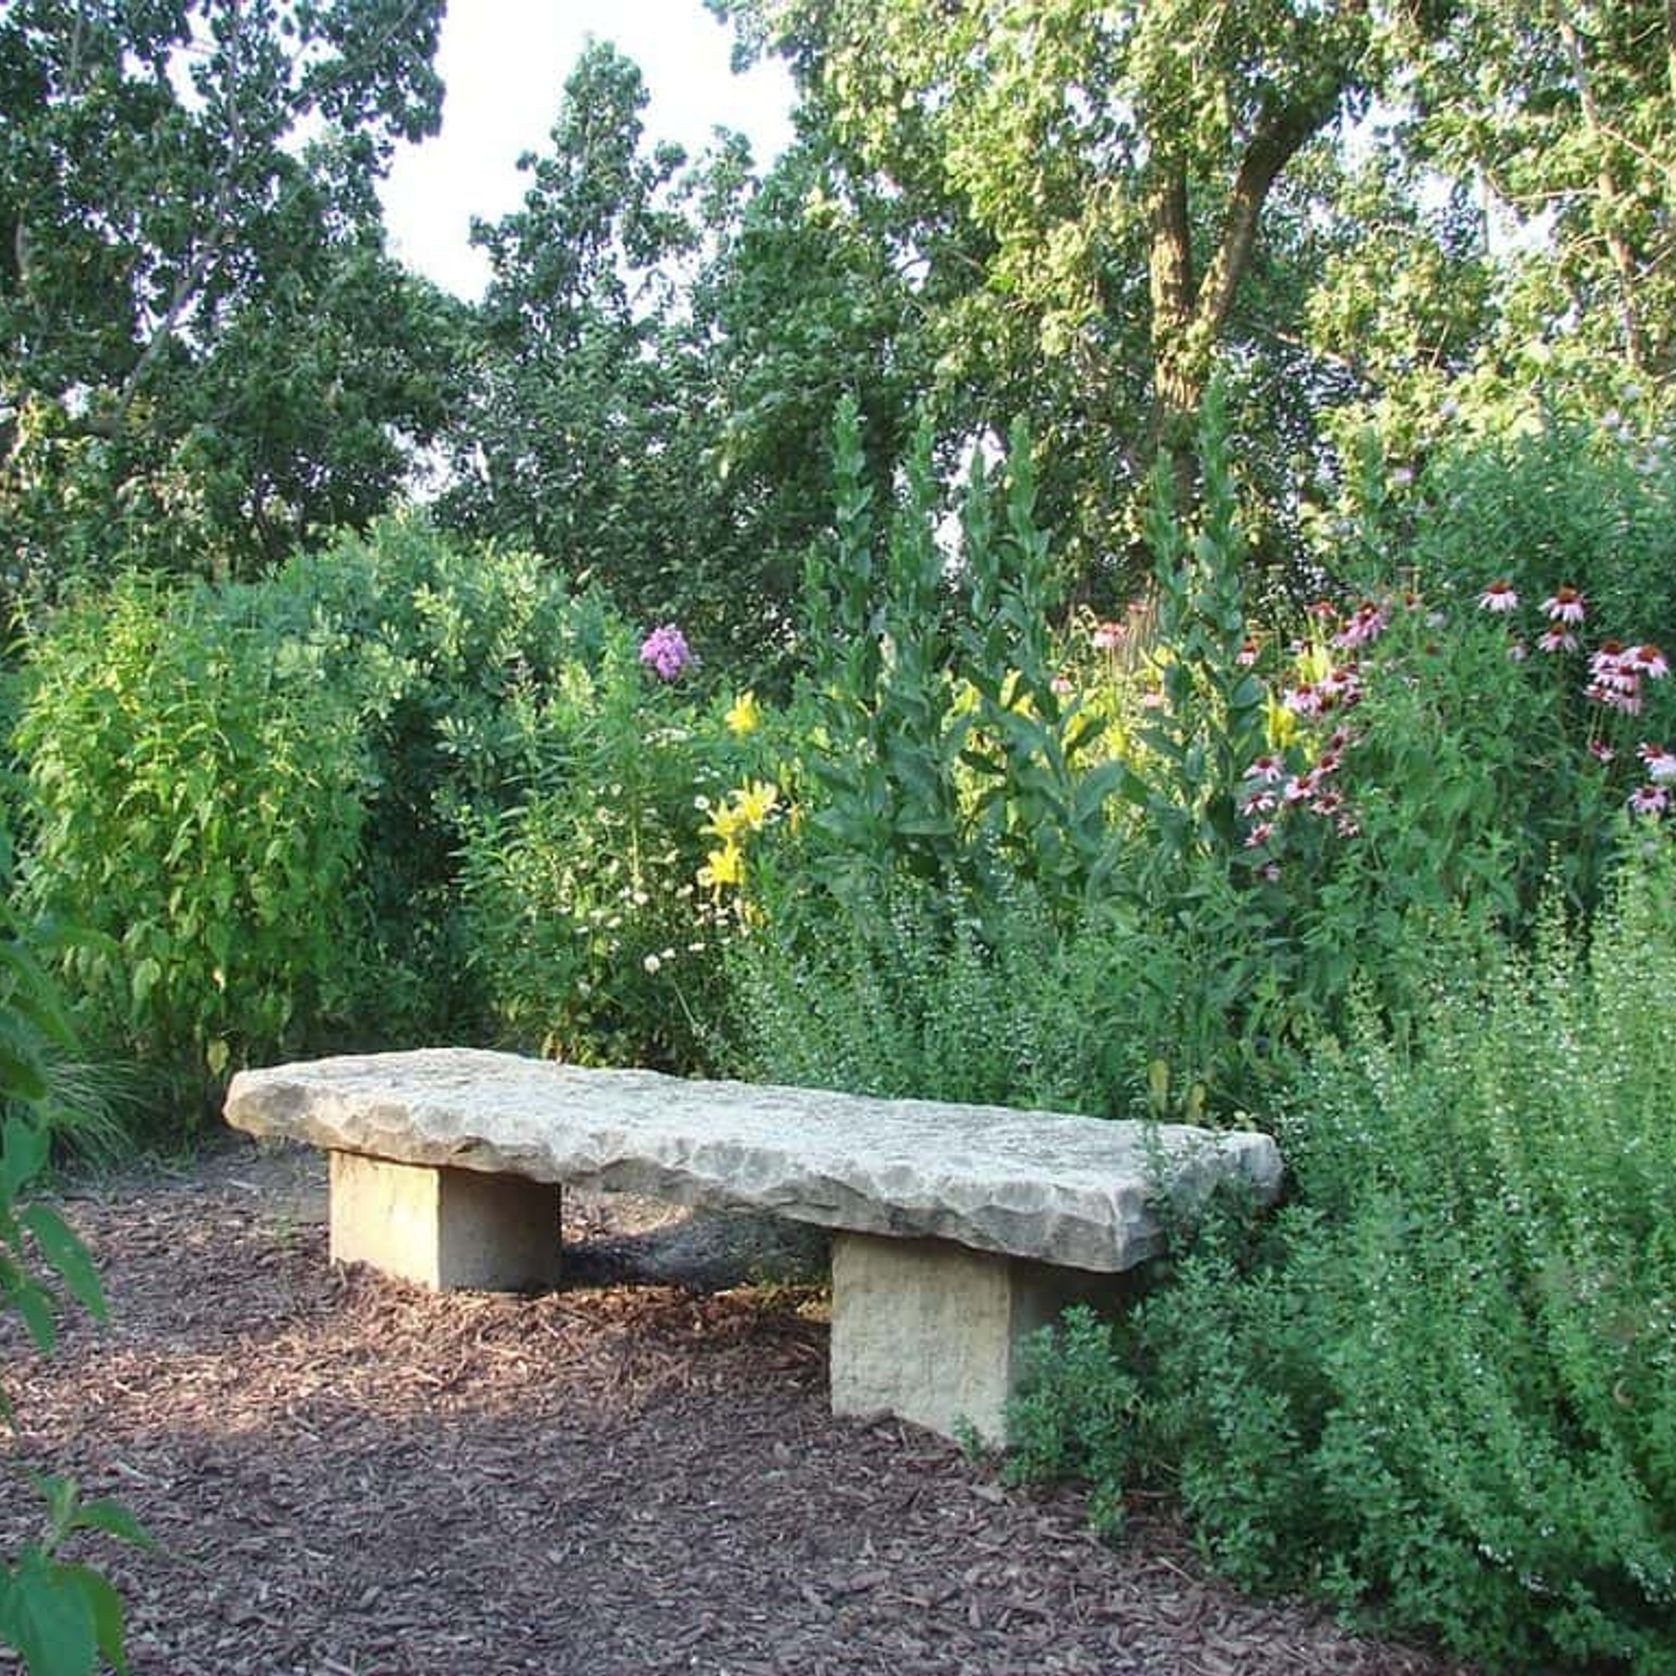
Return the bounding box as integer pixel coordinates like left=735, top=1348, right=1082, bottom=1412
left=733, top=779, right=780, bottom=831
left=698, top=841, right=744, bottom=890
left=725, top=690, right=762, bottom=735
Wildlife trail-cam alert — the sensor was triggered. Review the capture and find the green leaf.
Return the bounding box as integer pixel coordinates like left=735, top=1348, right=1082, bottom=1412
left=19, top=1206, right=106, bottom=1322
left=9, top=1280, right=57, bottom=1354
left=1, top=1116, right=52, bottom=1201
left=57, top=1567, right=130, bottom=1675
left=1, top=1549, right=98, bottom=1676
left=129, top=959, right=163, bottom=1010
left=0, top=1027, right=51, bottom=1107
left=68, top=1499, right=151, bottom=1553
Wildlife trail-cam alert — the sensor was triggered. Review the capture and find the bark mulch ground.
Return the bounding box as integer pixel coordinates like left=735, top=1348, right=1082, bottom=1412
left=1, top=1139, right=1472, bottom=1676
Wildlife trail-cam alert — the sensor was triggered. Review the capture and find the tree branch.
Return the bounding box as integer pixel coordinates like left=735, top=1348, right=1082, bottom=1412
left=1556, top=0, right=1650, bottom=374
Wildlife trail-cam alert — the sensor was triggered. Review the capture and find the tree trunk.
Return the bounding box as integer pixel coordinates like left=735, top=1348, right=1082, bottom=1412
left=1147, top=159, right=1200, bottom=505
left=1146, top=88, right=1342, bottom=508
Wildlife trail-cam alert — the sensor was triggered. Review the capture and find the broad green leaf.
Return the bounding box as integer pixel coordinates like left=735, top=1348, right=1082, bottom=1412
left=57, top=1567, right=130, bottom=1675
left=19, top=1207, right=106, bottom=1322
left=2, top=1549, right=98, bottom=1676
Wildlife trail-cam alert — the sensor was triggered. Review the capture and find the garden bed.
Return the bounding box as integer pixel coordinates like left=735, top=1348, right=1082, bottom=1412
left=0, top=1139, right=1468, bottom=1675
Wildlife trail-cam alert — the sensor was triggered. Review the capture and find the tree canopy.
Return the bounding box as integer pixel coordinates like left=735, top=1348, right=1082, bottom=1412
left=0, top=0, right=459, bottom=593
left=4, top=0, right=1671, bottom=628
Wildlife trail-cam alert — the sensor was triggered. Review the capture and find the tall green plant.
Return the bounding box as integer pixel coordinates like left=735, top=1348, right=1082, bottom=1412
left=1128, top=380, right=1269, bottom=866
left=799, top=398, right=968, bottom=898
left=958, top=427, right=1122, bottom=912
left=457, top=629, right=742, bottom=1071
left=1, top=902, right=146, bottom=1675
left=798, top=396, right=1119, bottom=916
left=13, top=576, right=368, bottom=1110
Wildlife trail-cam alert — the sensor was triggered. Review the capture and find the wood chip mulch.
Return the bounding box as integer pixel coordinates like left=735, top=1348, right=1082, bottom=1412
left=0, top=1140, right=1472, bottom=1676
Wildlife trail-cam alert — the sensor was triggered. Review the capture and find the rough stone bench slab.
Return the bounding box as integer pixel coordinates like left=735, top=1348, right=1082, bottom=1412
left=224, top=1049, right=1283, bottom=1444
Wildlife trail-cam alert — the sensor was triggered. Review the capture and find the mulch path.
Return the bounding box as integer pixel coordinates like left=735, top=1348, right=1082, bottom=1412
left=1, top=1140, right=1471, bottom=1675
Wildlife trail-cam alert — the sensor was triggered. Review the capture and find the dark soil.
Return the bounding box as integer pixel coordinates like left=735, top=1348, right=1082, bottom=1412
left=1, top=1140, right=1471, bottom=1675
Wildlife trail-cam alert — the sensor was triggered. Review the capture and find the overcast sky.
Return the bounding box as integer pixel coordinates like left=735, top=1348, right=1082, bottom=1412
left=380, top=0, right=797, bottom=299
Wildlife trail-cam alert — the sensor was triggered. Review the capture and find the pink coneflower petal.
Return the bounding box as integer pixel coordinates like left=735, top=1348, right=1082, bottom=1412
left=1587, top=678, right=1644, bottom=715
left=1241, top=788, right=1278, bottom=817
left=1091, top=620, right=1125, bottom=651
left=1333, top=601, right=1389, bottom=649
left=1243, top=755, right=1285, bottom=784
left=1478, top=580, right=1519, bottom=613
left=1542, top=586, right=1587, bottom=625
left=1628, top=784, right=1669, bottom=816
left=1283, top=685, right=1323, bottom=717
left=1588, top=739, right=1617, bottom=764
left=1538, top=626, right=1578, bottom=654
left=1631, top=643, right=1669, bottom=679
left=1236, top=638, right=1260, bottom=666
left=1590, top=640, right=1628, bottom=678
left=1283, top=772, right=1319, bottom=805
left=1636, top=743, right=1676, bottom=782
left=1244, top=822, right=1274, bottom=847
left=1508, top=640, right=1528, bottom=662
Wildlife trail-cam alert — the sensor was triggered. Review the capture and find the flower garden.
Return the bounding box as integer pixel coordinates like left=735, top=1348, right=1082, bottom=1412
left=4, top=396, right=1675, bottom=1672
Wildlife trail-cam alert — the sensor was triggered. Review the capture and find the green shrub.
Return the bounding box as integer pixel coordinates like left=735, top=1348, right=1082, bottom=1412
left=257, top=517, right=617, bottom=1039
left=730, top=871, right=1121, bottom=1109
left=1001, top=1306, right=1139, bottom=1540
left=1115, top=845, right=1676, bottom=1671
left=457, top=634, right=754, bottom=1071
left=12, top=575, right=368, bottom=1114
left=1403, top=420, right=1676, bottom=648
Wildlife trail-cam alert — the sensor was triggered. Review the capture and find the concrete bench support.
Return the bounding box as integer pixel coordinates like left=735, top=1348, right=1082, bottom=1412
left=829, top=1232, right=1117, bottom=1445
left=329, top=1152, right=562, bottom=1292
left=229, top=1052, right=1283, bottom=1445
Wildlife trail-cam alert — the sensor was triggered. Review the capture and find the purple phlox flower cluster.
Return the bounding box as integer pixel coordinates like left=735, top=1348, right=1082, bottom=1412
left=639, top=623, right=694, bottom=681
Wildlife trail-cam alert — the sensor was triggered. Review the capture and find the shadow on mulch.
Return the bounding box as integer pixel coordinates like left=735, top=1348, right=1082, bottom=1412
left=0, top=1139, right=1473, bottom=1676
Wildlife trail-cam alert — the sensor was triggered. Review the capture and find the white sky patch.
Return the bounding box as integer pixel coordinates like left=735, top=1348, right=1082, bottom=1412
left=380, top=0, right=796, bottom=299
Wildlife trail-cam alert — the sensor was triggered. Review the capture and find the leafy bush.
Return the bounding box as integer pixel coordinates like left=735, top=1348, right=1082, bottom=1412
left=1087, top=846, right=1676, bottom=1672
left=1000, top=1306, right=1138, bottom=1540
left=254, top=517, right=619, bottom=1038
left=731, top=872, right=1125, bottom=1109
left=1402, top=419, right=1676, bottom=650
left=12, top=576, right=368, bottom=1113
left=457, top=633, right=761, bottom=1071
left=8, top=520, right=682, bottom=1112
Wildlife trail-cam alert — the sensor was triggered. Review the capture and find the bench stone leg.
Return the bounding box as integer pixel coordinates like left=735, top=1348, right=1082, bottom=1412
left=828, top=1232, right=1115, bottom=1446
left=328, top=1152, right=562, bottom=1291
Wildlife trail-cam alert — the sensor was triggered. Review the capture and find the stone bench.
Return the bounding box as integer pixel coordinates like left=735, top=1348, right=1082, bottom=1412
left=224, top=1049, right=1282, bottom=1444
